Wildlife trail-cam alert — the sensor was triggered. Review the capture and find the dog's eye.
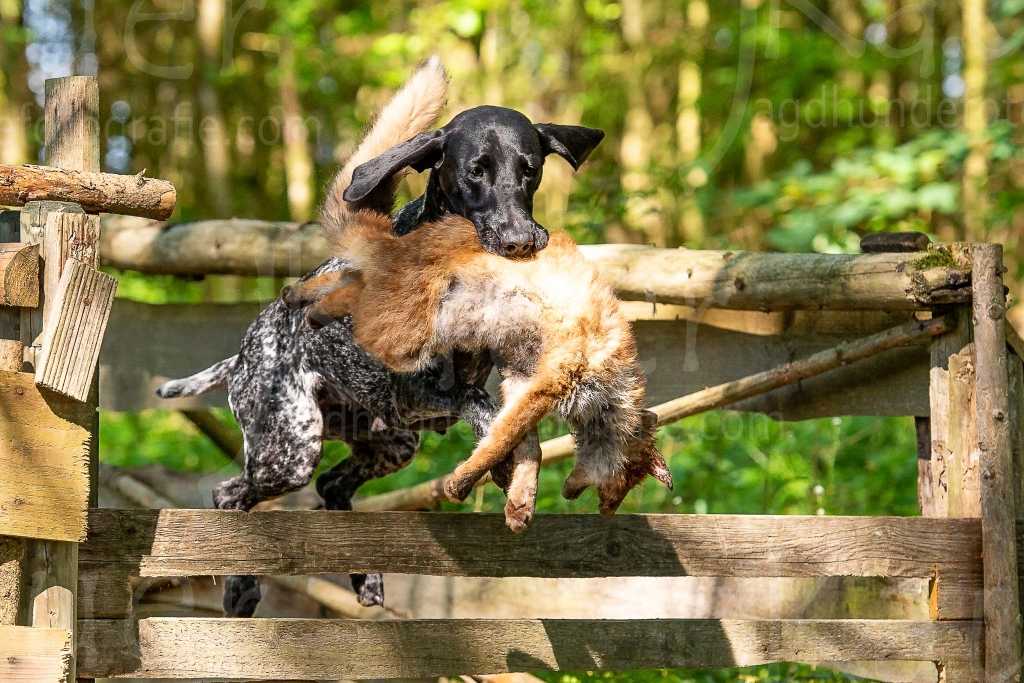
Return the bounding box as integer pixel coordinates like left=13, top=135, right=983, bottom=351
left=468, top=164, right=485, bottom=179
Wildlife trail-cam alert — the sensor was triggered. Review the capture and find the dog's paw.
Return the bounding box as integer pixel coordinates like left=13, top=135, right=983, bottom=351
left=223, top=575, right=261, bottom=617
left=351, top=573, right=385, bottom=607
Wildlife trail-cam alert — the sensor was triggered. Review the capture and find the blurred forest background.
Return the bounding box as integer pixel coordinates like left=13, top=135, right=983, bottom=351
left=2, top=0, right=1023, bottom=680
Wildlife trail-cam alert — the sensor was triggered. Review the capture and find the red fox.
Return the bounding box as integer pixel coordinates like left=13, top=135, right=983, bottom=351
left=289, top=211, right=672, bottom=515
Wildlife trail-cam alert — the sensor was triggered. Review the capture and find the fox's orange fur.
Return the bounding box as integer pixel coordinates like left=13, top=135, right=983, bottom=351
left=299, top=210, right=672, bottom=513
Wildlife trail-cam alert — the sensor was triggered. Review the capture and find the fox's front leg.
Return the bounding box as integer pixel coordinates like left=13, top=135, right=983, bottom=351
left=444, top=376, right=557, bottom=503
left=501, top=429, right=541, bottom=533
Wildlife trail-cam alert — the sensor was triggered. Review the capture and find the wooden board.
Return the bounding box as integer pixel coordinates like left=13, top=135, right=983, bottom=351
left=34, top=258, right=117, bottom=401
left=99, top=299, right=930, bottom=418
left=76, top=617, right=981, bottom=679
left=0, top=625, right=73, bottom=682
left=81, top=509, right=980, bottom=579
left=0, top=370, right=92, bottom=541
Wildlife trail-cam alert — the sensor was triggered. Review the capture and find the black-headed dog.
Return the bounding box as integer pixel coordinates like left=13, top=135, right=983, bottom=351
left=157, top=58, right=603, bottom=617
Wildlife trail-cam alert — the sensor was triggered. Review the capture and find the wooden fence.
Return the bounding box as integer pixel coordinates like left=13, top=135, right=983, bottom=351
left=1, top=74, right=1021, bottom=683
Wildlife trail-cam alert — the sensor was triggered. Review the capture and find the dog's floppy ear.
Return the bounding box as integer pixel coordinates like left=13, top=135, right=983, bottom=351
left=344, top=129, right=448, bottom=202
left=535, top=123, right=605, bottom=170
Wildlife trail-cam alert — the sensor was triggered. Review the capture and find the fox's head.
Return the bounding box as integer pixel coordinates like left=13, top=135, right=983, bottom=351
left=561, top=409, right=672, bottom=515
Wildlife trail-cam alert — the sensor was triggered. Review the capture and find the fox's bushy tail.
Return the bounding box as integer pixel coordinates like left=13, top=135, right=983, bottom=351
left=321, top=57, right=448, bottom=241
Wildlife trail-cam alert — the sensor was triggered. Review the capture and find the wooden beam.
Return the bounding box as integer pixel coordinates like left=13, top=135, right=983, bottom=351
left=946, top=346, right=980, bottom=517
left=34, top=258, right=117, bottom=401
left=356, top=317, right=947, bottom=514
left=0, top=243, right=38, bottom=307
left=0, top=164, right=176, bottom=220
left=971, top=243, right=1023, bottom=681
left=80, top=509, right=979, bottom=579
left=96, top=217, right=973, bottom=309
left=0, top=625, right=73, bottom=682
left=76, top=617, right=982, bottom=679
left=0, top=370, right=91, bottom=541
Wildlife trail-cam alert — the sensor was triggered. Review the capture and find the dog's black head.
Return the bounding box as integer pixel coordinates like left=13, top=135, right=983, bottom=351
left=343, top=105, right=604, bottom=258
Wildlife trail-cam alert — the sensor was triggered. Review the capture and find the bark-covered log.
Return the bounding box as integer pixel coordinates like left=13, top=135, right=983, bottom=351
left=98, top=216, right=973, bottom=310
left=100, top=215, right=328, bottom=276
left=970, top=243, right=1022, bottom=681
left=0, top=242, right=38, bottom=307
left=0, top=164, right=176, bottom=219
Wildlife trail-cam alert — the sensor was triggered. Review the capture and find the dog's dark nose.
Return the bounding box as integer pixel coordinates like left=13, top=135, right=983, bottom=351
left=500, top=234, right=534, bottom=257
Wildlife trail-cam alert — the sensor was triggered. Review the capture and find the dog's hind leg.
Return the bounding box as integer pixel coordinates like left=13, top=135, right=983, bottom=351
left=315, top=427, right=419, bottom=607
left=215, top=373, right=325, bottom=617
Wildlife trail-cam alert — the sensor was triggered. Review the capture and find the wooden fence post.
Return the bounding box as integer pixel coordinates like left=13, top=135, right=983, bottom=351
left=972, top=243, right=1022, bottom=682
left=15, top=75, right=102, bottom=683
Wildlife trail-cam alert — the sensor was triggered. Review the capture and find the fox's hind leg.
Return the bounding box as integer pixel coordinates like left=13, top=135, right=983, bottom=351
left=398, top=377, right=542, bottom=532
left=444, top=375, right=558, bottom=503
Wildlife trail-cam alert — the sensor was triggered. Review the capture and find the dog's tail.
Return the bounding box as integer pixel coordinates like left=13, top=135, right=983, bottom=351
left=155, top=355, right=237, bottom=398
left=321, top=56, right=448, bottom=238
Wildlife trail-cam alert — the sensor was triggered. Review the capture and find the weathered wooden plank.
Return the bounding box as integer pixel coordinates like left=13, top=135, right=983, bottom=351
left=76, top=617, right=983, bottom=679
left=0, top=164, right=176, bottom=220
left=0, top=370, right=92, bottom=541
left=946, top=346, right=981, bottom=517
left=99, top=299, right=931, bottom=417
left=34, top=258, right=117, bottom=401
left=81, top=509, right=980, bottom=579
left=972, top=243, right=1023, bottom=681
left=0, top=625, right=73, bottom=682
left=0, top=242, right=38, bottom=308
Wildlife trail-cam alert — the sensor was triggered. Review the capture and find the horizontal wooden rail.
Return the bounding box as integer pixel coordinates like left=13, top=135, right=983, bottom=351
left=97, top=216, right=972, bottom=310
left=81, top=510, right=980, bottom=578
left=76, top=617, right=982, bottom=679
left=0, top=164, right=176, bottom=219
left=78, top=510, right=983, bottom=620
